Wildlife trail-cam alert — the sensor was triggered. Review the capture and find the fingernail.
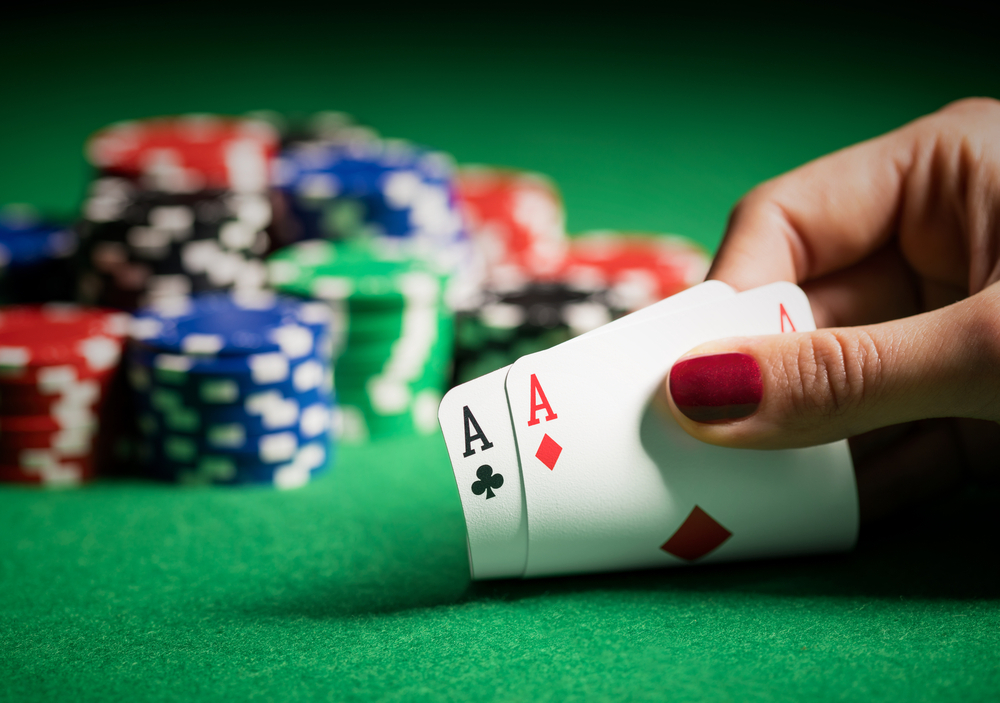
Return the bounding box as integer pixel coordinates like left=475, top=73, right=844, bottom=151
left=669, top=353, right=762, bottom=423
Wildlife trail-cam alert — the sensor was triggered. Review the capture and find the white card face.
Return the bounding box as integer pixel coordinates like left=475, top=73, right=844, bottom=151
left=505, top=282, right=858, bottom=578
left=438, top=366, right=527, bottom=580
left=438, top=280, right=736, bottom=580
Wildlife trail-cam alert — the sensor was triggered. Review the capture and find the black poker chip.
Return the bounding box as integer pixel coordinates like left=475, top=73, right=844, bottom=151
left=76, top=178, right=274, bottom=310
left=451, top=280, right=627, bottom=385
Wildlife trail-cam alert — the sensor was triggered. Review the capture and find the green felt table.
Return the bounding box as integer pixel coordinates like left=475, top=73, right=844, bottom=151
left=2, top=6, right=999, bottom=702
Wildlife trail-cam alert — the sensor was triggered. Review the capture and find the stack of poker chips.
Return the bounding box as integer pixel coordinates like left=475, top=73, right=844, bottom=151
left=77, top=115, right=281, bottom=310
left=268, top=240, right=452, bottom=443
left=557, top=232, right=711, bottom=313
left=126, top=292, right=336, bottom=488
left=0, top=205, right=78, bottom=304
left=451, top=278, right=629, bottom=385
left=453, top=166, right=568, bottom=283
left=0, top=305, right=128, bottom=485
left=273, top=137, right=472, bottom=279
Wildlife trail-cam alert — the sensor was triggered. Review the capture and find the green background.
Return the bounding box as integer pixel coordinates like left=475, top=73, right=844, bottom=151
left=2, top=5, right=999, bottom=701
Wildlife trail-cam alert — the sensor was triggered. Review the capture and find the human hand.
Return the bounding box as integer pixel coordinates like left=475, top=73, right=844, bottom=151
left=666, top=98, right=1000, bottom=522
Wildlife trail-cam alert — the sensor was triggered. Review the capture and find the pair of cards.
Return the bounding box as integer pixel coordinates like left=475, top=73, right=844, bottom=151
left=438, top=281, right=858, bottom=580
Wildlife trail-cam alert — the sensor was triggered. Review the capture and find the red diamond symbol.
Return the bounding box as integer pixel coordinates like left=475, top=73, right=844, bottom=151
left=535, top=434, right=562, bottom=470
left=660, top=505, right=732, bottom=561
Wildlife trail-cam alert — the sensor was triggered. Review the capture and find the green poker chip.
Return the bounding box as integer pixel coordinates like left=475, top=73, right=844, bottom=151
left=268, top=239, right=446, bottom=309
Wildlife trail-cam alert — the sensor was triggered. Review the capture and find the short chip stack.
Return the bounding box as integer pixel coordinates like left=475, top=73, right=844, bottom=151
left=451, top=278, right=628, bottom=385
left=454, top=166, right=568, bottom=282
left=268, top=240, right=452, bottom=443
left=558, top=232, right=711, bottom=312
left=0, top=205, right=78, bottom=304
left=273, top=138, right=471, bottom=278
left=127, top=292, right=336, bottom=487
left=77, top=115, right=281, bottom=310
left=0, top=305, right=128, bottom=485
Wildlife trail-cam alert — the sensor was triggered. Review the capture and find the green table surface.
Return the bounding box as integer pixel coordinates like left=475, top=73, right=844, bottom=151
left=2, top=6, right=999, bottom=702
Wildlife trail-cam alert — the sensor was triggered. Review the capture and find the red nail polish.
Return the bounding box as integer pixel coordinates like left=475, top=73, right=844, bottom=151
left=669, top=353, right=762, bottom=423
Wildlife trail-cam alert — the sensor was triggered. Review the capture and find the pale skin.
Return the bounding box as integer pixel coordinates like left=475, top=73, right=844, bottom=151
left=666, top=97, right=1000, bottom=523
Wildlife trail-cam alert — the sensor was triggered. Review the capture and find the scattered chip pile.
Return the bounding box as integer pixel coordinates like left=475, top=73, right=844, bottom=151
left=0, top=305, right=128, bottom=485
left=557, top=232, right=711, bottom=312
left=0, top=205, right=78, bottom=304
left=454, top=166, right=568, bottom=282
left=273, top=138, right=471, bottom=277
left=451, top=279, right=628, bottom=385
left=126, top=292, right=336, bottom=487
left=268, top=240, right=451, bottom=443
left=77, top=115, right=281, bottom=310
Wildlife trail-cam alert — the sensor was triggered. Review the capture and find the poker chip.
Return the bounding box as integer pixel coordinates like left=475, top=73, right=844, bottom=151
left=451, top=278, right=628, bottom=385
left=268, top=239, right=453, bottom=443
left=0, top=205, right=78, bottom=304
left=76, top=179, right=274, bottom=310
left=273, top=137, right=472, bottom=277
left=0, top=305, right=127, bottom=486
left=126, top=292, right=337, bottom=487
left=454, top=166, right=568, bottom=281
left=86, top=115, right=279, bottom=193
left=557, top=232, right=711, bottom=312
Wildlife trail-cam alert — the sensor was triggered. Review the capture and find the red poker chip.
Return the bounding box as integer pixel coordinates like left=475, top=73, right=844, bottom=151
left=557, top=232, right=711, bottom=311
left=0, top=411, right=99, bottom=433
left=0, top=305, right=127, bottom=373
left=0, top=436, right=96, bottom=464
left=0, top=427, right=98, bottom=450
left=0, top=456, right=96, bottom=485
left=86, top=115, right=279, bottom=192
left=455, top=167, right=568, bottom=278
left=0, top=386, right=106, bottom=415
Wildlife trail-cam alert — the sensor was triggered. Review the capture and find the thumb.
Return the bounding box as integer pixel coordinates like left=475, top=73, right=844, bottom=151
left=665, top=290, right=1000, bottom=449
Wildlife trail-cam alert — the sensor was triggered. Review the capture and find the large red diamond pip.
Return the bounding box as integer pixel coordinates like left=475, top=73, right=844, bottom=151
left=535, top=434, right=562, bottom=470
left=660, top=505, right=732, bottom=561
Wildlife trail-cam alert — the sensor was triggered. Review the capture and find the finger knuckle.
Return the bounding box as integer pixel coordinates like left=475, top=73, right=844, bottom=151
left=940, top=96, right=1000, bottom=119
left=777, top=331, right=884, bottom=424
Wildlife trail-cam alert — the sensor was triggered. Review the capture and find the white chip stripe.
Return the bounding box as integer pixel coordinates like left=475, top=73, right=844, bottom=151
left=181, top=333, right=224, bottom=354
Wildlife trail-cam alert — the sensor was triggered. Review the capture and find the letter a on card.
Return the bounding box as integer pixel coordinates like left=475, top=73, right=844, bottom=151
left=527, top=374, right=558, bottom=426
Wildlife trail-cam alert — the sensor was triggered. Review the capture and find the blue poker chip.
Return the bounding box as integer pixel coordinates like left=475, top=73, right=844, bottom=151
left=141, top=423, right=332, bottom=464
left=129, top=354, right=334, bottom=407
left=273, top=140, right=468, bottom=261
left=0, top=206, right=77, bottom=269
left=129, top=291, right=333, bottom=356
left=145, top=438, right=332, bottom=488
left=136, top=387, right=335, bottom=436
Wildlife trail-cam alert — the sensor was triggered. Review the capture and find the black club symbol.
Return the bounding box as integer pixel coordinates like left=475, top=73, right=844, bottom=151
left=471, top=464, right=504, bottom=499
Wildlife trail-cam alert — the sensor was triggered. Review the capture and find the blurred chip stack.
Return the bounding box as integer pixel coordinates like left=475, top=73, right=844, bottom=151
left=558, top=231, right=711, bottom=312
left=0, top=305, right=128, bottom=485
left=451, top=280, right=628, bottom=385
left=126, top=292, right=336, bottom=487
left=0, top=205, right=78, bottom=304
left=77, top=115, right=281, bottom=310
left=272, top=137, right=472, bottom=279
left=454, top=166, right=568, bottom=284
left=268, top=240, right=451, bottom=443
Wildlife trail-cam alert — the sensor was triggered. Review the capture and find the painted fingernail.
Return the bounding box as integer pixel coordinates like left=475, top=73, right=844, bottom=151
left=669, top=353, right=762, bottom=423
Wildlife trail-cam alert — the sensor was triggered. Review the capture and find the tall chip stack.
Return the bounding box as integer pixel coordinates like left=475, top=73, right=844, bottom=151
left=126, top=292, right=336, bottom=487
left=268, top=240, right=450, bottom=443
left=0, top=306, right=128, bottom=486
left=76, top=115, right=281, bottom=310
left=0, top=205, right=78, bottom=304
left=269, top=133, right=472, bottom=443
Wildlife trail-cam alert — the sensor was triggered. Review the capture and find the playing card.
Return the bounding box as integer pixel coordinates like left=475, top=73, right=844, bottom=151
left=438, top=280, right=736, bottom=579
left=505, top=282, right=857, bottom=578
